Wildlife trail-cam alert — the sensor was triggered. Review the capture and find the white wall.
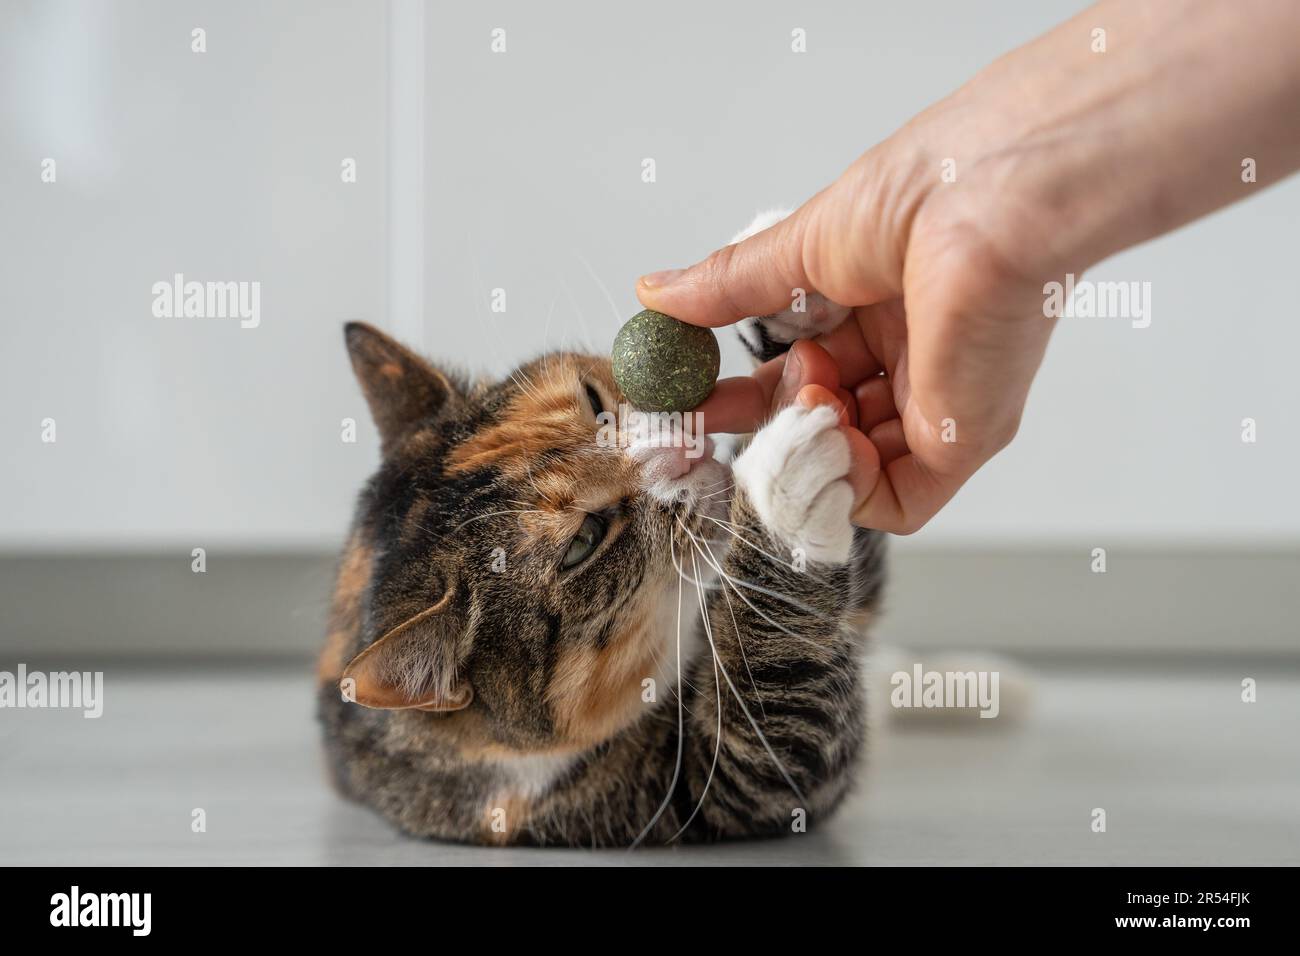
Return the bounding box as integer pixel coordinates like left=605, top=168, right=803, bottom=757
left=416, top=0, right=1300, bottom=549
left=1, top=0, right=386, bottom=550
left=2, top=0, right=1297, bottom=551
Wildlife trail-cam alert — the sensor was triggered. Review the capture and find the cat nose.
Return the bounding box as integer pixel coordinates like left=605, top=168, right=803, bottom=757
left=628, top=436, right=715, bottom=482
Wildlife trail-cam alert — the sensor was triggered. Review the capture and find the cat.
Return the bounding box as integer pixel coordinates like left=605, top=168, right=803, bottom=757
left=317, top=211, right=885, bottom=846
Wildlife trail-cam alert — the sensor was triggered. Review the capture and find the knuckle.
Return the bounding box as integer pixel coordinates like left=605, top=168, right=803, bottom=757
left=911, top=216, right=1040, bottom=319
left=982, top=408, right=1023, bottom=456
left=892, top=513, right=928, bottom=536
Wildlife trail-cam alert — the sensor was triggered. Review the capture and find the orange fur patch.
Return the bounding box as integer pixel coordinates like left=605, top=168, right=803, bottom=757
left=447, top=355, right=621, bottom=481
left=318, top=535, right=373, bottom=685
left=447, top=355, right=642, bottom=555
left=430, top=710, right=584, bottom=762
left=546, top=615, right=663, bottom=747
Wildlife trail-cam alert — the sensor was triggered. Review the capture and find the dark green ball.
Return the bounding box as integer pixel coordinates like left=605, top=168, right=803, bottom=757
left=611, top=310, right=720, bottom=412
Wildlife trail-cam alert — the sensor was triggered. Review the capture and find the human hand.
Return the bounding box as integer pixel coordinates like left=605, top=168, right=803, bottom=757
left=635, top=128, right=1057, bottom=534
left=636, top=0, right=1300, bottom=534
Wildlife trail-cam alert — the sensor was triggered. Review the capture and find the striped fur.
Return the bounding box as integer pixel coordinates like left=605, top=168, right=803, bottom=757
left=318, top=322, right=885, bottom=846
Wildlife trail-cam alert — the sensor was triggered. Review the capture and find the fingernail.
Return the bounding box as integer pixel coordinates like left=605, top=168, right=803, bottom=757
left=639, top=269, right=684, bottom=290
left=773, top=348, right=803, bottom=408
left=782, top=347, right=803, bottom=386
left=798, top=385, right=846, bottom=420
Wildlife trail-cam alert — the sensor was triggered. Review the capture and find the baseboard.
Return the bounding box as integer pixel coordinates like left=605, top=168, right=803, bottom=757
left=878, top=547, right=1299, bottom=654
left=0, top=548, right=1295, bottom=660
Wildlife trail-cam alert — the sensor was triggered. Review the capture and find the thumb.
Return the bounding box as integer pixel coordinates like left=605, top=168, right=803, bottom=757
left=636, top=202, right=817, bottom=328
left=635, top=157, right=909, bottom=327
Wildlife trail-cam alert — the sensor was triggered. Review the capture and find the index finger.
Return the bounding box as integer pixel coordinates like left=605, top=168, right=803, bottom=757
left=692, top=369, right=776, bottom=434
left=695, top=338, right=844, bottom=433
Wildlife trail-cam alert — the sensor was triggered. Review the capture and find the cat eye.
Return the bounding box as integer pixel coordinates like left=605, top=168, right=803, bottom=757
left=584, top=383, right=604, bottom=418
left=560, top=512, right=608, bottom=570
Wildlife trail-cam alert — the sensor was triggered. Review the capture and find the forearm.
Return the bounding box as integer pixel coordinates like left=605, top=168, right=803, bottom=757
left=853, top=0, right=1300, bottom=287
left=1012, top=0, right=1296, bottom=254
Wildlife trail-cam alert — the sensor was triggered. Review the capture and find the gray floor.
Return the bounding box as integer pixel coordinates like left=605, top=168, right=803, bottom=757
left=1, top=662, right=1296, bottom=865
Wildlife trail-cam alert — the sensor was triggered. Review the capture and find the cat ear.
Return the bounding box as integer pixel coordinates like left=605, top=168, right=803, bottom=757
left=344, top=322, right=456, bottom=454
left=340, top=591, right=473, bottom=713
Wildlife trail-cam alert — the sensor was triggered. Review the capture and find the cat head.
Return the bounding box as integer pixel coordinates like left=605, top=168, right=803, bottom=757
left=336, top=322, right=728, bottom=752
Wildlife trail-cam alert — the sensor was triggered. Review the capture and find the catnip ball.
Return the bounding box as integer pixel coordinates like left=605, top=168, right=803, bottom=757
left=612, top=310, right=720, bottom=413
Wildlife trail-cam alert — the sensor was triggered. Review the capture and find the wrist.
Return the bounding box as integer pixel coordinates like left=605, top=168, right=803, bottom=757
left=900, top=0, right=1300, bottom=283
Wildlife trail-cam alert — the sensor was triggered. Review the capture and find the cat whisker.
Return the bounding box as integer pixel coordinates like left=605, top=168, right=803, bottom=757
left=696, top=481, right=736, bottom=500
left=574, top=249, right=625, bottom=330
left=701, top=515, right=845, bottom=606
left=678, top=521, right=822, bottom=645
left=668, top=542, right=724, bottom=589
left=510, top=367, right=542, bottom=397
left=690, top=523, right=767, bottom=721
left=508, top=368, right=549, bottom=409
left=449, top=509, right=544, bottom=534
left=676, top=520, right=809, bottom=810
left=629, top=533, right=689, bottom=850
left=556, top=276, right=593, bottom=356
left=542, top=290, right=561, bottom=355
left=667, top=547, right=723, bottom=843
left=700, top=515, right=795, bottom=572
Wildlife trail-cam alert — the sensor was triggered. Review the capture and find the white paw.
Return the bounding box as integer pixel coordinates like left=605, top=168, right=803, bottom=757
left=729, top=208, right=851, bottom=354
left=732, top=404, right=856, bottom=565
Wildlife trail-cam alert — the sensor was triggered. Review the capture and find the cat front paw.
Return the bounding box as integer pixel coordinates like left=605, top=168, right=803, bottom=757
left=732, top=403, right=856, bottom=565
left=737, top=297, right=852, bottom=359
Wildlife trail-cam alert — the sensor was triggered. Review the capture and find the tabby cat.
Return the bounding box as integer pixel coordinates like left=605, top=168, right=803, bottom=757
left=317, top=212, right=886, bottom=846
